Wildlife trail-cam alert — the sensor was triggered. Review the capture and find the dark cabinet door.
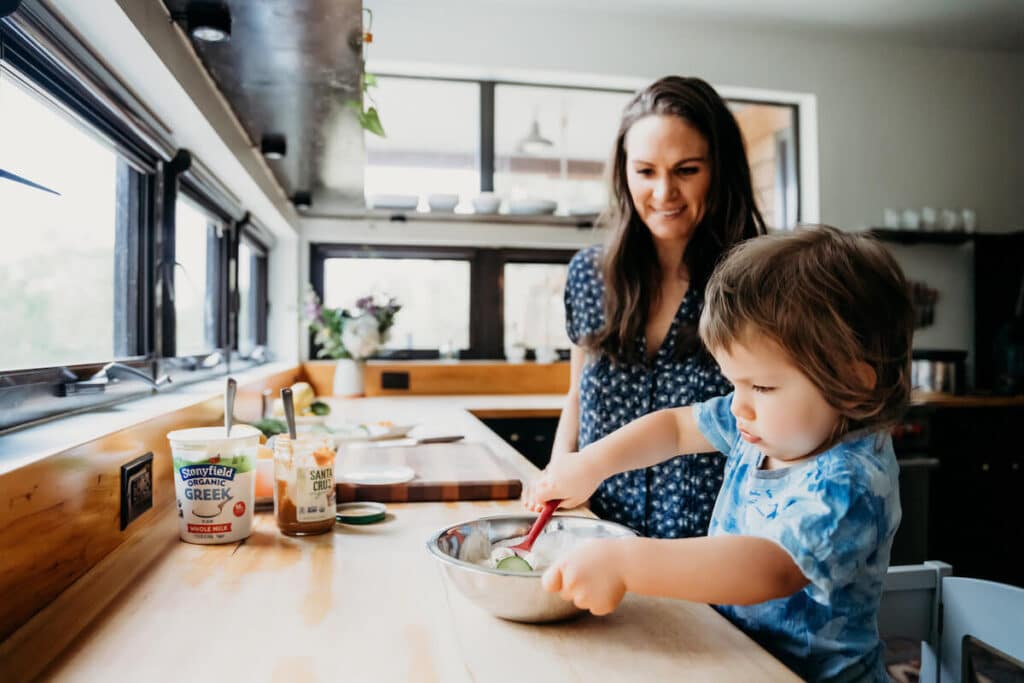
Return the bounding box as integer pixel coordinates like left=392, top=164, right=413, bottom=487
left=481, top=417, right=558, bottom=470
left=928, top=406, right=1024, bottom=587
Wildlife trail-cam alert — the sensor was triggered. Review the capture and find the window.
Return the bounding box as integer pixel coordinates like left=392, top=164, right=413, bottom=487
left=236, top=232, right=268, bottom=358
left=237, top=240, right=254, bottom=356
left=320, top=253, right=472, bottom=352
left=369, top=75, right=802, bottom=226
left=728, top=101, right=799, bottom=229
left=0, top=71, right=126, bottom=371
left=173, top=196, right=219, bottom=357
left=503, top=262, right=569, bottom=353
left=0, top=11, right=269, bottom=434
left=310, top=244, right=574, bottom=360
left=494, top=84, right=630, bottom=215
left=364, top=76, right=480, bottom=211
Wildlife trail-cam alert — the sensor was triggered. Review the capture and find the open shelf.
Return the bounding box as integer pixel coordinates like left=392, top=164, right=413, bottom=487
left=304, top=208, right=602, bottom=229
left=866, top=228, right=975, bottom=245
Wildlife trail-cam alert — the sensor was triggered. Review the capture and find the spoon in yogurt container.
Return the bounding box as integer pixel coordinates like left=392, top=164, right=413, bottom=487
left=224, top=377, right=237, bottom=437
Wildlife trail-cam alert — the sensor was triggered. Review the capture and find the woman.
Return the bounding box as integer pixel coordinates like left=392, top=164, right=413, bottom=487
left=550, top=76, right=766, bottom=538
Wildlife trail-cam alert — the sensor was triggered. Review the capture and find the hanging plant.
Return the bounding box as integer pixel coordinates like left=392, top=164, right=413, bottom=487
left=348, top=8, right=385, bottom=137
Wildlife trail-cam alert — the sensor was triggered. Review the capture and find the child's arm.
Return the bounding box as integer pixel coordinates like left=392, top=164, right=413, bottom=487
left=543, top=535, right=809, bottom=615
left=527, top=406, right=714, bottom=510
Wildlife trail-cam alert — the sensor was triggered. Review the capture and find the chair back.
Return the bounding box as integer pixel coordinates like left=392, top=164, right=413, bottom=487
left=880, top=561, right=952, bottom=681
left=930, top=576, right=1024, bottom=683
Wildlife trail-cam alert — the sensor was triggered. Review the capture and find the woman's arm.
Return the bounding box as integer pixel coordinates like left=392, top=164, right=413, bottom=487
left=549, top=344, right=585, bottom=460
left=543, top=535, right=809, bottom=615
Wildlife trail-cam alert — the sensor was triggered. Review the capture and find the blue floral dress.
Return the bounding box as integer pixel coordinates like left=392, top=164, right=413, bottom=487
left=564, top=245, right=732, bottom=538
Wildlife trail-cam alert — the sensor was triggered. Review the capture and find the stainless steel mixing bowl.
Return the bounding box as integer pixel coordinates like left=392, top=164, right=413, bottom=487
left=426, top=514, right=638, bottom=623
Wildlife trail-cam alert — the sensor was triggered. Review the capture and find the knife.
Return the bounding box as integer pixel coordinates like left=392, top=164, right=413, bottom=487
left=358, top=435, right=465, bottom=448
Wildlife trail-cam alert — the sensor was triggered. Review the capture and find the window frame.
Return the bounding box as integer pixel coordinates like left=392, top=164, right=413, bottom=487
left=371, top=74, right=802, bottom=226
left=233, top=225, right=270, bottom=362
left=0, top=7, right=268, bottom=434
left=0, top=19, right=161, bottom=432
left=309, top=243, right=576, bottom=361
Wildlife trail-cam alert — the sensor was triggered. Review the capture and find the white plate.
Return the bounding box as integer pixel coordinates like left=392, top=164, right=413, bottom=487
left=330, top=423, right=416, bottom=444
left=507, top=198, right=557, bottom=215
left=338, top=465, right=416, bottom=485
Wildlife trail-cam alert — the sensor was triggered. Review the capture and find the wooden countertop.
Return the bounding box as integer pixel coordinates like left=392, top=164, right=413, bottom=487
left=909, top=391, right=1024, bottom=408
left=27, top=398, right=799, bottom=682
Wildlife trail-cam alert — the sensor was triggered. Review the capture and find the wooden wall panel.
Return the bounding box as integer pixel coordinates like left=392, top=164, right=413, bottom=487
left=305, top=360, right=571, bottom=398
left=363, top=361, right=570, bottom=396
left=0, top=367, right=302, bottom=642
left=301, top=361, right=336, bottom=398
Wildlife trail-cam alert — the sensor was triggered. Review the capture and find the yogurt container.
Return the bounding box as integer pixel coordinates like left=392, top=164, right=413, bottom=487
left=167, top=425, right=260, bottom=544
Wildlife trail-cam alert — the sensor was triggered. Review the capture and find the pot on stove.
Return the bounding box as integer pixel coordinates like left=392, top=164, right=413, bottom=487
left=911, top=349, right=966, bottom=395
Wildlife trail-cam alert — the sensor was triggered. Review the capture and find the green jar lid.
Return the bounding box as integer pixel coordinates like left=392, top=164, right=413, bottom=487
left=336, top=501, right=386, bottom=525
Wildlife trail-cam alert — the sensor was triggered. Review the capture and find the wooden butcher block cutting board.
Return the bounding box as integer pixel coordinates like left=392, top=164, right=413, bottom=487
left=334, top=441, right=523, bottom=502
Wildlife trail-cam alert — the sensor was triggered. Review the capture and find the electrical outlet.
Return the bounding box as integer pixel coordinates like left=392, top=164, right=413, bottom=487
left=120, top=452, right=153, bottom=530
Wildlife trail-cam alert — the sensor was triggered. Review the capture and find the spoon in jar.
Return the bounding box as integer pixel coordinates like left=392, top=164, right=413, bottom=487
left=281, top=387, right=298, bottom=439
left=224, top=377, right=237, bottom=438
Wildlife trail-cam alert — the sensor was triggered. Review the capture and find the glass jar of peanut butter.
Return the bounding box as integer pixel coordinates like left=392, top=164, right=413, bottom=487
left=273, top=434, right=336, bottom=536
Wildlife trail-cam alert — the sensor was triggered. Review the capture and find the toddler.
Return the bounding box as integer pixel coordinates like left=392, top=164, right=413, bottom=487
left=527, top=225, right=913, bottom=682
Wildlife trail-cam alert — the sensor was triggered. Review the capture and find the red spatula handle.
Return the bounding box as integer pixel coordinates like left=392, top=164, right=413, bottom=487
left=516, top=499, right=561, bottom=552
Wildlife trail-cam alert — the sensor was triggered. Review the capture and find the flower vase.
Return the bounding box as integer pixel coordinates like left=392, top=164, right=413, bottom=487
left=332, top=358, right=365, bottom=397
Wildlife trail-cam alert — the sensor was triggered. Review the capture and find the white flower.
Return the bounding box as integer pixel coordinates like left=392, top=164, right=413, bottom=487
left=342, top=314, right=380, bottom=359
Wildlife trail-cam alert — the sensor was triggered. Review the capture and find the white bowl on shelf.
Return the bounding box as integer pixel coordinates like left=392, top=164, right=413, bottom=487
left=472, top=193, right=501, bottom=215
left=368, top=194, right=418, bottom=211
left=567, top=203, right=602, bottom=217
left=427, top=193, right=460, bottom=212
left=507, top=198, right=557, bottom=216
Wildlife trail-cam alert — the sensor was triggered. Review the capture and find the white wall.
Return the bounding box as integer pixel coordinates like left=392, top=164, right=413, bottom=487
left=886, top=242, right=975, bottom=381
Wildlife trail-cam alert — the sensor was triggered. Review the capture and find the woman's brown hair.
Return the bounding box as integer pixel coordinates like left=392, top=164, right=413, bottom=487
left=586, top=76, right=765, bottom=364
left=699, top=225, right=914, bottom=436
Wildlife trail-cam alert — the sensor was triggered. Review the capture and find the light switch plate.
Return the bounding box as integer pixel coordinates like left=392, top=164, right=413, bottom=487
left=120, top=452, right=153, bottom=530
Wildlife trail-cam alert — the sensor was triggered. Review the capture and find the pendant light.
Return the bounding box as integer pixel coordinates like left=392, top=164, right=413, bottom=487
left=517, top=111, right=553, bottom=155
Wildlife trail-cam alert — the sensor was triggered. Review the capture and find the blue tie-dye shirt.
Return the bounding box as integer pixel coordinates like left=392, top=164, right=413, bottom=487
left=694, top=393, right=901, bottom=683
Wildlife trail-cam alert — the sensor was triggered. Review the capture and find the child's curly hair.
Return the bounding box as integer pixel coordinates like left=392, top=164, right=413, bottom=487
left=699, top=225, right=913, bottom=438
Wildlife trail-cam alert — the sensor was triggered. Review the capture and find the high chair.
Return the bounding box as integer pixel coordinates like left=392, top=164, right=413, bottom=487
left=880, top=561, right=1024, bottom=682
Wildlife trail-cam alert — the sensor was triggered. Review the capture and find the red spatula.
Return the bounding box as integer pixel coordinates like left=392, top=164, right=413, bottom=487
left=509, top=499, right=561, bottom=554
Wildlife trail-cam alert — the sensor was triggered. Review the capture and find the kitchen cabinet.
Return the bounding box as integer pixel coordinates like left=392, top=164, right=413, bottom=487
left=926, top=406, right=1024, bottom=587
left=480, top=417, right=559, bottom=470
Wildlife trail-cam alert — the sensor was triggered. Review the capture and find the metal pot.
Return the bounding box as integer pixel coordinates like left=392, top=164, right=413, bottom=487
left=911, top=349, right=966, bottom=395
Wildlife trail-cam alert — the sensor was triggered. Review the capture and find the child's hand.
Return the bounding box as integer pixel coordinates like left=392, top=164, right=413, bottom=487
left=523, top=451, right=604, bottom=512
left=541, top=539, right=626, bottom=616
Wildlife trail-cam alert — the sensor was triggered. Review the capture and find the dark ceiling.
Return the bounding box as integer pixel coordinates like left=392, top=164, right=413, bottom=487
left=163, top=0, right=365, bottom=214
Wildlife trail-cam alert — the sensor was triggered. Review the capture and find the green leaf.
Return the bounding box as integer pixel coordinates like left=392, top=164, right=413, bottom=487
left=344, top=98, right=363, bottom=112
left=362, top=72, right=377, bottom=89
left=360, top=107, right=386, bottom=137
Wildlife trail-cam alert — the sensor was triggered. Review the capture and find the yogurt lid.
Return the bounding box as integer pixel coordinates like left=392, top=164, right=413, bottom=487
left=167, top=424, right=261, bottom=442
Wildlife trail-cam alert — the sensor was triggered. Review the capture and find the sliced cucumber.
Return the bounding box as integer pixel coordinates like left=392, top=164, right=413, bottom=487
left=496, top=555, right=533, bottom=572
